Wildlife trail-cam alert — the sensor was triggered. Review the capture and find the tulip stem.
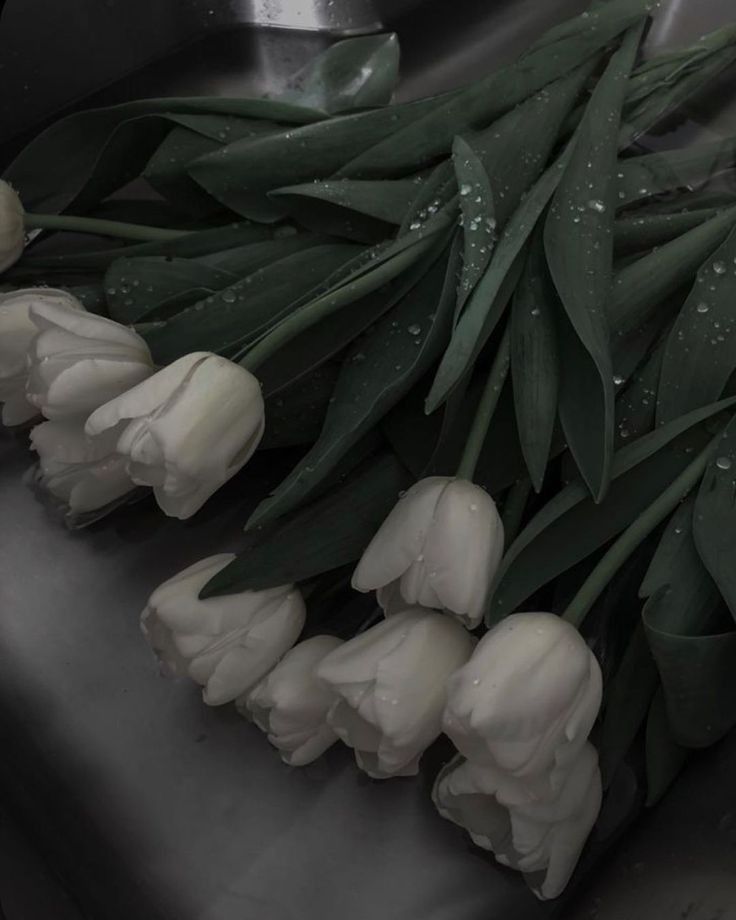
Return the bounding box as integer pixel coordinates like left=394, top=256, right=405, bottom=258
left=239, top=233, right=440, bottom=372
left=24, top=212, right=190, bottom=242
left=561, top=435, right=719, bottom=629
left=455, top=327, right=511, bottom=482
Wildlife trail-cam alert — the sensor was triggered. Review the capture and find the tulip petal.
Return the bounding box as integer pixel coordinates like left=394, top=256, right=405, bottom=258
left=351, top=477, right=449, bottom=592
left=423, top=479, right=504, bottom=627
left=85, top=352, right=210, bottom=435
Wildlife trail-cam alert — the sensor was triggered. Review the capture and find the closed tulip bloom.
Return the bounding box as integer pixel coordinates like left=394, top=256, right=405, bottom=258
left=26, top=298, right=153, bottom=419
left=352, top=477, right=504, bottom=628
left=240, top=635, right=343, bottom=766
left=316, top=609, right=474, bottom=779
left=0, top=181, right=24, bottom=274
left=0, top=288, right=81, bottom=426
left=443, top=613, right=602, bottom=778
left=29, top=420, right=134, bottom=516
left=433, top=743, right=602, bottom=900
left=86, top=352, right=265, bottom=519
left=141, top=554, right=305, bottom=706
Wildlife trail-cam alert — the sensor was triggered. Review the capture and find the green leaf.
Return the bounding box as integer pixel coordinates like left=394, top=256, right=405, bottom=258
left=255, top=232, right=448, bottom=398
left=616, top=135, right=736, bottom=209
left=200, top=450, right=412, bottom=596
left=598, top=622, right=658, bottom=788
left=4, top=99, right=321, bottom=215
left=487, top=396, right=736, bottom=623
left=260, top=364, right=339, bottom=450
left=279, top=34, right=400, bottom=113
left=645, top=689, right=688, bottom=806
left=271, top=177, right=420, bottom=226
left=188, top=94, right=445, bottom=222
left=14, top=223, right=274, bottom=274
left=613, top=208, right=719, bottom=254
left=613, top=336, right=665, bottom=448
left=453, top=136, right=496, bottom=311
left=608, top=206, right=736, bottom=337
left=336, top=0, right=653, bottom=178
left=105, top=257, right=237, bottom=323
left=142, top=243, right=361, bottom=362
left=510, top=232, right=559, bottom=491
left=246, top=244, right=458, bottom=528
left=544, top=24, right=643, bottom=501
left=693, top=416, right=736, bottom=623
left=426, top=148, right=572, bottom=412
left=469, top=60, right=598, bottom=229
left=643, top=590, right=736, bottom=748
left=657, top=224, right=736, bottom=425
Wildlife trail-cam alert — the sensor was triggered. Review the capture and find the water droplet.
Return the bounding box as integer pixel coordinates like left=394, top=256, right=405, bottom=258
left=407, top=324, right=421, bottom=336
left=459, top=183, right=472, bottom=197
left=713, top=261, right=727, bottom=275
left=530, top=307, right=541, bottom=317
left=696, top=302, right=710, bottom=314
left=469, top=503, right=478, bottom=512
left=472, top=678, right=481, bottom=686
left=106, top=288, right=117, bottom=296
left=716, top=456, right=732, bottom=470
left=587, top=199, right=606, bottom=213
left=619, top=427, right=630, bottom=439
left=221, top=289, right=236, bottom=304
left=428, top=570, right=437, bottom=578
left=613, top=375, right=625, bottom=386
left=352, top=352, right=365, bottom=363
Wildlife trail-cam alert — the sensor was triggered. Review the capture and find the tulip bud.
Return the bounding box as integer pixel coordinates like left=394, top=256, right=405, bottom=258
left=86, top=352, right=265, bottom=519
left=26, top=298, right=153, bottom=419
left=0, top=288, right=81, bottom=426
left=352, top=477, right=504, bottom=628
left=443, top=613, right=602, bottom=778
left=0, top=181, right=24, bottom=274
left=141, top=554, right=305, bottom=706
left=433, top=743, right=602, bottom=900
left=316, top=608, right=474, bottom=778
left=240, top=635, right=343, bottom=766
left=29, top=419, right=134, bottom=516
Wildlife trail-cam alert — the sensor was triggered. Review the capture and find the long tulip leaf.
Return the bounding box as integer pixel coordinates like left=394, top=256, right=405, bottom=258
left=545, top=23, right=643, bottom=501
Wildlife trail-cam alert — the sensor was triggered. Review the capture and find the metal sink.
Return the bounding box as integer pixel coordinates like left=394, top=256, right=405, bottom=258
left=0, top=2, right=735, bottom=919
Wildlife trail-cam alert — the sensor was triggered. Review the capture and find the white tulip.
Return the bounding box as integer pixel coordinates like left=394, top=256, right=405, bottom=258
left=141, top=554, right=305, bottom=706
left=86, top=352, right=265, bottom=519
left=352, top=476, right=504, bottom=628
left=240, top=635, right=343, bottom=766
left=26, top=298, right=153, bottom=419
left=433, top=743, right=602, bottom=900
left=29, top=419, right=135, bottom=516
left=0, top=288, right=81, bottom=425
left=0, top=181, right=24, bottom=274
left=316, top=608, right=475, bottom=779
left=443, top=613, right=602, bottom=778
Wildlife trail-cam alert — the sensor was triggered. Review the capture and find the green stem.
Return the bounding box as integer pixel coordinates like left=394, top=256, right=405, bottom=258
left=25, top=212, right=189, bottom=243
left=456, top=326, right=511, bottom=481
left=502, top=477, right=532, bottom=545
left=240, top=234, right=437, bottom=372
left=562, top=436, right=718, bottom=629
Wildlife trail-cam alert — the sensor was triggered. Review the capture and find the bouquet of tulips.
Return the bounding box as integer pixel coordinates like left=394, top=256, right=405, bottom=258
left=2, top=0, right=736, bottom=900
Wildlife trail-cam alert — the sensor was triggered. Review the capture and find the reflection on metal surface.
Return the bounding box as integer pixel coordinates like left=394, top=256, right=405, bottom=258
left=228, top=0, right=383, bottom=33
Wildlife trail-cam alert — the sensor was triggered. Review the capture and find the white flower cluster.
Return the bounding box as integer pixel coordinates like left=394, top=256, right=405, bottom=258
left=138, top=479, right=603, bottom=900
left=0, top=288, right=264, bottom=520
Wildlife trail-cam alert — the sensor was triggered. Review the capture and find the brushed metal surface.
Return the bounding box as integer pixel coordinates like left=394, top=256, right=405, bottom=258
left=0, top=2, right=735, bottom=919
